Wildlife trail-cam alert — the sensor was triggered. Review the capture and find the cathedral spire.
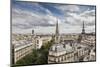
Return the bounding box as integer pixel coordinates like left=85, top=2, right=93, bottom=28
left=55, top=19, right=59, bottom=43
left=55, top=19, right=59, bottom=36
left=82, top=21, right=85, bottom=34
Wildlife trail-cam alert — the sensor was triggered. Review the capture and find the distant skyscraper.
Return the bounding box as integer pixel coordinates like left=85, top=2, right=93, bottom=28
left=32, top=30, right=34, bottom=35
left=81, top=21, right=85, bottom=34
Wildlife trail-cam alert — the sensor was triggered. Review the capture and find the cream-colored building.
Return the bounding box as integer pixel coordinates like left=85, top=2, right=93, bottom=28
left=48, top=20, right=75, bottom=63
left=12, top=40, right=33, bottom=63
left=48, top=43, right=74, bottom=63
left=48, top=42, right=90, bottom=63
left=81, top=34, right=96, bottom=46
left=48, top=20, right=92, bottom=63
left=34, top=35, right=52, bottom=49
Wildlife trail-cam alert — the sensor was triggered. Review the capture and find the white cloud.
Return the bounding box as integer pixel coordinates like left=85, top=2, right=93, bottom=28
left=12, top=3, right=96, bottom=34
left=12, top=6, right=57, bottom=33
left=55, top=5, right=80, bottom=12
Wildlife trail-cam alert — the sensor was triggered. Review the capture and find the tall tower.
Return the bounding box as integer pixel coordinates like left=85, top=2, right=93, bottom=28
left=32, top=29, right=34, bottom=35
left=81, top=21, right=85, bottom=34
left=31, top=29, right=36, bottom=49
left=55, top=19, right=59, bottom=43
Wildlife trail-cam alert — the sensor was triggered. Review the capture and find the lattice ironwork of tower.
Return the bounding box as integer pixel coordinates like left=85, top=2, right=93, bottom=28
left=81, top=21, right=85, bottom=34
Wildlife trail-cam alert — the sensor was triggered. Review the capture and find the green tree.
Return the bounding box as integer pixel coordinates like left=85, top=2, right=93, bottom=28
left=15, top=39, right=54, bottom=66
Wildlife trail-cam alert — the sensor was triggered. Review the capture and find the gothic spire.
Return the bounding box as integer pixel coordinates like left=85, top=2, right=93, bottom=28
left=56, top=19, right=59, bottom=36
left=55, top=19, right=59, bottom=43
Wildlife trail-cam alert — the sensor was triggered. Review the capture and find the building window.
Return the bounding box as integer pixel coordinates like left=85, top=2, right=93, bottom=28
left=61, top=57, right=63, bottom=61
left=64, top=56, right=66, bottom=60
left=37, top=40, right=39, bottom=44
left=58, top=58, right=60, bottom=62
left=54, top=58, right=56, bottom=62
left=37, top=45, right=39, bottom=47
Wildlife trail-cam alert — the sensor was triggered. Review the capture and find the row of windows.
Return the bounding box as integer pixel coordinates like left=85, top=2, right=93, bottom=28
left=15, top=45, right=32, bottom=53
left=49, top=53, right=74, bottom=62
left=77, top=49, right=89, bottom=58
left=15, top=45, right=33, bottom=62
left=49, top=49, right=89, bottom=63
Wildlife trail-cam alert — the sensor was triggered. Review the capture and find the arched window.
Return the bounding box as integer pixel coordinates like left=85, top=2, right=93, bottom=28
left=54, top=58, right=56, bottom=62
left=58, top=58, right=60, bottom=62
left=64, top=56, right=66, bottom=60
left=37, top=40, right=39, bottom=44
left=55, top=47, right=57, bottom=52
left=61, top=57, right=63, bottom=61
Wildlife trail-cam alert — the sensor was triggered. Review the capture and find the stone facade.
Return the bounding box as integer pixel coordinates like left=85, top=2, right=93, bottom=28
left=12, top=40, right=33, bottom=63
left=48, top=20, right=95, bottom=63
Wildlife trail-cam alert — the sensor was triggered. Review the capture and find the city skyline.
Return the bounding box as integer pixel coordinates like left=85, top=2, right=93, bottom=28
left=12, top=1, right=96, bottom=34
left=11, top=1, right=96, bottom=66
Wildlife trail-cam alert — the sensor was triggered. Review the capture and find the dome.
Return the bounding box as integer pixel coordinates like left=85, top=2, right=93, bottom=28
left=50, top=43, right=65, bottom=52
left=49, top=43, right=73, bottom=53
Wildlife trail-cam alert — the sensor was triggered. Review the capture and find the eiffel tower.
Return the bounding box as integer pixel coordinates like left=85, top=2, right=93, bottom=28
left=81, top=21, right=85, bottom=34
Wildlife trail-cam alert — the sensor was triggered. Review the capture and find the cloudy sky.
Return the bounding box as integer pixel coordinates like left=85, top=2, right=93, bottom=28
left=12, top=1, right=96, bottom=34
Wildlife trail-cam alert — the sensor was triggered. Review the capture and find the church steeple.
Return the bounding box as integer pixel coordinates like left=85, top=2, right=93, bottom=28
left=55, top=19, right=59, bottom=43
left=82, top=21, right=85, bottom=34
left=55, top=19, right=59, bottom=36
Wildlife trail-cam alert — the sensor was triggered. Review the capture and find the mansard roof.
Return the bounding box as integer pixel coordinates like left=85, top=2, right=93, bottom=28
left=49, top=43, right=73, bottom=53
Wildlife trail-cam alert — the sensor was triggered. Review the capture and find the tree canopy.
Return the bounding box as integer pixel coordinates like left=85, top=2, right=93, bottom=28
left=15, top=39, right=54, bottom=66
